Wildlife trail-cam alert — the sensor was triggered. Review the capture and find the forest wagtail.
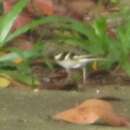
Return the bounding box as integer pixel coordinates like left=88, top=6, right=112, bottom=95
left=54, top=52, right=104, bottom=84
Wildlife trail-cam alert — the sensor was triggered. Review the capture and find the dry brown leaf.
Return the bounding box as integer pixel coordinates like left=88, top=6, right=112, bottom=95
left=53, top=99, right=130, bottom=127
left=13, top=57, right=23, bottom=64
left=0, top=74, right=12, bottom=88
left=92, top=61, right=98, bottom=71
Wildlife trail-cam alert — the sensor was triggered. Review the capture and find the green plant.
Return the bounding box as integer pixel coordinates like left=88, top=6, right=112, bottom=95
left=49, top=15, right=130, bottom=75
left=0, top=1, right=81, bottom=87
left=96, top=0, right=120, bottom=5
left=0, top=0, right=45, bottom=87
left=0, top=0, right=130, bottom=87
left=0, top=0, right=29, bottom=46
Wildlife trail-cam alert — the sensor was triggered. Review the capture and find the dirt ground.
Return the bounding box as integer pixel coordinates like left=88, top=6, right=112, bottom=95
left=31, top=62, right=130, bottom=90
left=0, top=85, right=129, bottom=130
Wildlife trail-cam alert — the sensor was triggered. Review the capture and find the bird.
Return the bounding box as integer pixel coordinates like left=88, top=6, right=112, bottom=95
left=54, top=52, right=104, bottom=84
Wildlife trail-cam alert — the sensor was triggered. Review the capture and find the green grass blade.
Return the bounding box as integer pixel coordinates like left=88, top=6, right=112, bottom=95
left=0, top=0, right=29, bottom=46
left=6, top=16, right=91, bottom=43
left=0, top=41, right=44, bottom=63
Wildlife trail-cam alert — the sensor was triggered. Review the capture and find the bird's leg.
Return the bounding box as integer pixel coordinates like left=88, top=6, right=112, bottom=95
left=77, top=67, right=87, bottom=90
left=66, top=69, right=72, bottom=82
left=82, top=67, right=87, bottom=84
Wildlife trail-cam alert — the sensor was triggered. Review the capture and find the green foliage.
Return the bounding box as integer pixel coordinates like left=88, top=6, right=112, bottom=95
left=0, top=0, right=29, bottom=46
left=0, top=0, right=130, bottom=87
left=50, top=15, right=130, bottom=75
left=0, top=42, right=44, bottom=87
left=96, top=0, right=120, bottom=5
left=0, top=0, right=43, bottom=87
left=115, top=20, right=130, bottom=74
left=0, top=0, right=77, bottom=87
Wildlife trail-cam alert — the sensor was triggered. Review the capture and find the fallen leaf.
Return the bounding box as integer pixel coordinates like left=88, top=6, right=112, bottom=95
left=53, top=99, right=130, bottom=127
left=0, top=74, right=11, bottom=88
left=92, top=61, right=98, bottom=71
left=13, top=57, right=23, bottom=64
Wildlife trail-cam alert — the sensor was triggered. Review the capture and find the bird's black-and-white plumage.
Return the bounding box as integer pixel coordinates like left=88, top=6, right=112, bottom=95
left=54, top=52, right=104, bottom=84
left=54, top=52, right=102, bottom=69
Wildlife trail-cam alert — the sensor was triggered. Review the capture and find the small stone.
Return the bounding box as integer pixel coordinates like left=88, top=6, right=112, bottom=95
left=96, top=89, right=100, bottom=95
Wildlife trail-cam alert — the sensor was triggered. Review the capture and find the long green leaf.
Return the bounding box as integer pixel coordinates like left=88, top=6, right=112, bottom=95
left=6, top=16, right=90, bottom=43
left=0, top=0, right=29, bottom=46
left=0, top=41, right=44, bottom=63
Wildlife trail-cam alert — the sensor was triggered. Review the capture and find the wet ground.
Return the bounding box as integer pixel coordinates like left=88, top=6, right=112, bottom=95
left=0, top=85, right=129, bottom=130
